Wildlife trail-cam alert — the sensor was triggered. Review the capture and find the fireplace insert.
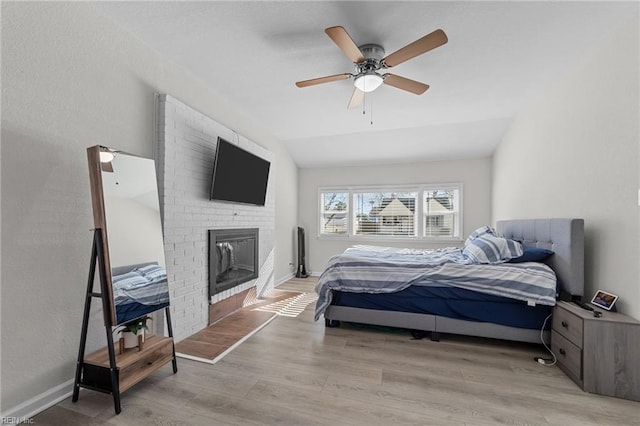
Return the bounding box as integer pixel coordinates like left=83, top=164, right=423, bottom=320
left=208, top=228, right=259, bottom=296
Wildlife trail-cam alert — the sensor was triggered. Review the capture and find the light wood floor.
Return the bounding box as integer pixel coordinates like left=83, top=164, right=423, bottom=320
left=35, top=277, right=638, bottom=425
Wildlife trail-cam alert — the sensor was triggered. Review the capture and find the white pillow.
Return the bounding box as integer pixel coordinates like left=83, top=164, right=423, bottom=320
left=463, top=234, right=523, bottom=264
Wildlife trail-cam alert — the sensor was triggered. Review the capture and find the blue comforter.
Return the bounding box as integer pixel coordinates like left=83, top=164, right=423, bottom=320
left=314, top=245, right=557, bottom=320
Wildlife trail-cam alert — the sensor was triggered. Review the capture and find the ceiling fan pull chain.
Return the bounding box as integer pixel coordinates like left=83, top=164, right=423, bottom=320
left=370, top=101, right=374, bottom=125
left=362, top=89, right=366, bottom=115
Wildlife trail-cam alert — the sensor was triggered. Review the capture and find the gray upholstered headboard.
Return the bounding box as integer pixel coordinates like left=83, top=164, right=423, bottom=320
left=497, top=218, right=584, bottom=299
left=111, top=262, right=158, bottom=276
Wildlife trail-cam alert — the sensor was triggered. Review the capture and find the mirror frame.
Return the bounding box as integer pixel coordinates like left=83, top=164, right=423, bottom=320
left=87, top=145, right=117, bottom=326
left=87, top=145, right=170, bottom=327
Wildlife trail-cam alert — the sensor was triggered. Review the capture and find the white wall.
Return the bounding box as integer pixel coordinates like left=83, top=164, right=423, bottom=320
left=298, top=158, right=492, bottom=273
left=0, top=2, right=297, bottom=415
left=105, top=196, right=166, bottom=268
left=492, top=16, right=640, bottom=319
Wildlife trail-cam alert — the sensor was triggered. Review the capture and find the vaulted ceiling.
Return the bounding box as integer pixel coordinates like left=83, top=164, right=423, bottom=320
left=92, top=1, right=635, bottom=167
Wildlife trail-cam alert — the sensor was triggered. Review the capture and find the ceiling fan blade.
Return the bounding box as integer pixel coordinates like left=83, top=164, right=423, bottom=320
left=296, top=73, right=351, bottom=88
left=382, top=29, right=448, bottom=68
left=325, top=26, right=365, bottom=63
left=384, top=74, right=430, bottom=95
left=348, top=88, right=364, bottom=109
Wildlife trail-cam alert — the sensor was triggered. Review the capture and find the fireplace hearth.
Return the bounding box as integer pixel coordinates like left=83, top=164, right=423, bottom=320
left=208, top=228, right=259, bottom=297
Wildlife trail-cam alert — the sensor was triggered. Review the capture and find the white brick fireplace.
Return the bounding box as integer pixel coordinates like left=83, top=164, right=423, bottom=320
left=155, top=94, right=275, bottom=341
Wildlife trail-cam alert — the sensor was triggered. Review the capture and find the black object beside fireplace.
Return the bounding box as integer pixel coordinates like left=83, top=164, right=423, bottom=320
left=209, top=228, right=259, bottom=296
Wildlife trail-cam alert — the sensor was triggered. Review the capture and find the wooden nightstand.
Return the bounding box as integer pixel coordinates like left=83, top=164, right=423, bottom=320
left=552, top=301, right=640, bottom=401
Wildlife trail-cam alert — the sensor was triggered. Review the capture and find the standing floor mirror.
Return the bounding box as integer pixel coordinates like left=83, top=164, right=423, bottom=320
left=72, top=145, right=177, bottom=414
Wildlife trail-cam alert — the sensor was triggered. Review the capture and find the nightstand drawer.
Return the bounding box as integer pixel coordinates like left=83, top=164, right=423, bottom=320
left=552, top=330, right=582, bottom=383
left=553, top=305, right=583, bottom=347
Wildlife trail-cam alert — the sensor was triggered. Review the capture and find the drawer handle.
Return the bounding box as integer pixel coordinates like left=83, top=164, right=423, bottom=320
left=561, top=321, right=568, bottom=328
left=559, top=348, right=566, bottom=356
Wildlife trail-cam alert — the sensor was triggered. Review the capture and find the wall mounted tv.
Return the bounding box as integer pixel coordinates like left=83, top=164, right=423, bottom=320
left=209, top=137, right=271, bottom=206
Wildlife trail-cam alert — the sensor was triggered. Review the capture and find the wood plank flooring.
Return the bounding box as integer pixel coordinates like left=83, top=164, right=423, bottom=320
left=35, top=277, right=639, bottom=425
left=176, top=289, right=302, bottom=362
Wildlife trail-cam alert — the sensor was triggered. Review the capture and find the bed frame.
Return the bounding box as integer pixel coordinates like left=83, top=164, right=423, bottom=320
left=323, top=218, right=584, bottom=344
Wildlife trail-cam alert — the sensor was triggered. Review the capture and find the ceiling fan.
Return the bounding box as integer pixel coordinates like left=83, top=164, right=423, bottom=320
left=295, top=26, right=448, bottom=109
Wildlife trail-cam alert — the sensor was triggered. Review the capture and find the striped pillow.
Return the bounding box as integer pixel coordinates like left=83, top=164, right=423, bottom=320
left=134, top=264, right=167, bottom=283
left=112, top=271, right=150, bottom=290
left=463, top=234, right=523, bottom=264
left=465, top=225, right=497, bottom=246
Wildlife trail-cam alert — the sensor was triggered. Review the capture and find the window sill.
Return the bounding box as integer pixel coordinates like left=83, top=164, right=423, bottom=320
left=317, top=234, right=464, bottom=245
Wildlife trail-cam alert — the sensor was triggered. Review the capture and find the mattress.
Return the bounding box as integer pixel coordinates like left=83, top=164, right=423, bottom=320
left=116, top=301, right=170, bottom=325
left=331, top=285, right=553, bottom=330
left=314, top=247, right=558, bottom=321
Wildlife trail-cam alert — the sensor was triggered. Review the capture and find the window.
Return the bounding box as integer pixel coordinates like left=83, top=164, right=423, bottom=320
left=424, top=188, right=460, bottom=238
left=319, top=184, right=462, bottom=240
left=319, top=192, right=348, bottom=235
left=354, top=191, right=417, bottom=237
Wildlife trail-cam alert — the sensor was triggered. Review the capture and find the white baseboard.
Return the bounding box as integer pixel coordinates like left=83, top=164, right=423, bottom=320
left=274, top=272, right=295, bottom=287
left=275, top=271, right=320, bottom=285
left=1, top=378, right=74, bottom=424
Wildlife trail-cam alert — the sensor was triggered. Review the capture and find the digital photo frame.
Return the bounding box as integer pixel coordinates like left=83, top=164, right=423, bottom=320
left=590, top=289, right=618, bottom=311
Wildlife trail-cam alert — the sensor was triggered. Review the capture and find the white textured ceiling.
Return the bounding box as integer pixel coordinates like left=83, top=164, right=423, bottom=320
left=92, top=1, right=634, bottom=168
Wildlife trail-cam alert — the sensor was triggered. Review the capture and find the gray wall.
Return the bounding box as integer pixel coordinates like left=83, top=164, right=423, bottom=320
left=298, top=158, right=492, bottom=274
left=492, top=16, right=640, bottom=319
left=1, top=2, right=298, bottom=414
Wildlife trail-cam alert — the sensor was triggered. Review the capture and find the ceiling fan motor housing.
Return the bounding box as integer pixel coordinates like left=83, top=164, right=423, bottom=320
left=356, top=44, right=386, bottom=74
left=359, top=44, right=385, bottom=61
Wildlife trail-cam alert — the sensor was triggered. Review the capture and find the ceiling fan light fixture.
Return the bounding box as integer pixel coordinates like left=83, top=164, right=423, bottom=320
left=354, top=73, right=383, bottom=92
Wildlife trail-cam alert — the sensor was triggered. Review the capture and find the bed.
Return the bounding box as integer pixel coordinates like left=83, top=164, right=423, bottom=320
left=316, top=218, right=584, bottom=343
left=111, top=262, right=170, bottom=324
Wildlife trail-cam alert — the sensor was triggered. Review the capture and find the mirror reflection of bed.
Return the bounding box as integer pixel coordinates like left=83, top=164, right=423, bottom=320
left=111, top=262, right=169, bottom=324
left=101, top=152, right=170, bottom=327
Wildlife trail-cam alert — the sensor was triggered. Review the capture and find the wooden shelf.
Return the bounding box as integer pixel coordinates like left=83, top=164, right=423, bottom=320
left=85, top=335, right=172, bottom=369
left=82, top=334, right=175, bottom=393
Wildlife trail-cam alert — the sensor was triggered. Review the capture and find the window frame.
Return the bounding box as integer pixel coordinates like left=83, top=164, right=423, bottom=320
left=318, top=183, right=463, bottom=242
left=422, top=183, right=462, bottom=239
left=318, top=189, right=350, bottom=237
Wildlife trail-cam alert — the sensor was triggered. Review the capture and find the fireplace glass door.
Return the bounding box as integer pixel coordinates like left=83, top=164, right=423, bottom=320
left=209, top=228, right=259, bottom=296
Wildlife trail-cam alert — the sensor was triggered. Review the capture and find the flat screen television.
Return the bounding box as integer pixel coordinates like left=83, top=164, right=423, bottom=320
left=210, top=137, right=270, bottom=206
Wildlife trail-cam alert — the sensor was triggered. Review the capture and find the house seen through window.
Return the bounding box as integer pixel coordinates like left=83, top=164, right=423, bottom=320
left=354, top=192, right=416, bottom=236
